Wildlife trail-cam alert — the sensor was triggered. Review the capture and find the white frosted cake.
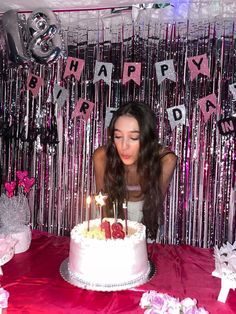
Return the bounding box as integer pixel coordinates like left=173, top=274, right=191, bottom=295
left=67, top=218, right=150, bottom=290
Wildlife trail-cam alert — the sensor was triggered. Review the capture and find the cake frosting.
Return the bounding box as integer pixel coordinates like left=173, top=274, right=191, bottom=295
left=68, top=218, right=150, bottom=288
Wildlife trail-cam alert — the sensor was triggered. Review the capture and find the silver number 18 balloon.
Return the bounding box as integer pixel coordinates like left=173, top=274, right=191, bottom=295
left=27, top=8, right=62, bottom=64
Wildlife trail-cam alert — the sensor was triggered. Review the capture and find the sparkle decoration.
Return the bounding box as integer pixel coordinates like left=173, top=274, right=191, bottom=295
left=95, top=191, right=108, bottom=226
left=0, top=3, right=235, bottom=247
left=95, top=191, right=108, bottom=207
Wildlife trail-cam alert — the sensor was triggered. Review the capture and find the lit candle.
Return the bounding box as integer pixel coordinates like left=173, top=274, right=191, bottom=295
left=86, top=196, right=91, bottom=231
left=123, top=199, right=128, bottom=235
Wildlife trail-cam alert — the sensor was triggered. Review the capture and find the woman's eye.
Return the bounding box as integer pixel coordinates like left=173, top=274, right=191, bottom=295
left=113, top=135, right=139, bottom=141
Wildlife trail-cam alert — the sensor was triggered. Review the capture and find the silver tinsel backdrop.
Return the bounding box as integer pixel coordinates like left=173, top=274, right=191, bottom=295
left=0, top=3, right=235, bottom=247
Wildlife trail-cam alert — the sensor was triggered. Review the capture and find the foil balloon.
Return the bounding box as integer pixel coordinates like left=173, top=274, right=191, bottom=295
left=27, top=8, right=62, bottom=64
left=16, top=170, right=28, bottom=181
left=16, top=170, right=28, bottom=186
left=22, top=177, right=35, bottom=193
left=4, top=182, right=17, bottom=198
left=2, top=10, right=29, bottom=64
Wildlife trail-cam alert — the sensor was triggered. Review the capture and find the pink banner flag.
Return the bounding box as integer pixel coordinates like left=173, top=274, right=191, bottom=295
left=63, top=57, right=85, bottom=81
left=198, top=93, right=220, bottom=122
left=27, top=73, right=44, bottom=96
left=187, top=53, right=210, bottom=81
left=71, top=98, right=94, bottom=121
left=122, top=62, right=141, bottom=85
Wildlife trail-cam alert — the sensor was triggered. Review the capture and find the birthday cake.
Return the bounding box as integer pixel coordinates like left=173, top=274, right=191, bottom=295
left=67, top=218, right=151, bottom=290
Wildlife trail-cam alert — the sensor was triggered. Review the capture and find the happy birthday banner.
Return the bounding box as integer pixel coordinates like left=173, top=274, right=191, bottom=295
left=26, top=54, right=236, bottom=136
left=2, top=8, right=235, bottom=136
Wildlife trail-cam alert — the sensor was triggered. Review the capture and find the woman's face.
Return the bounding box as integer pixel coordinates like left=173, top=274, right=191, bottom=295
left=113, top=115, right=140, bottom=166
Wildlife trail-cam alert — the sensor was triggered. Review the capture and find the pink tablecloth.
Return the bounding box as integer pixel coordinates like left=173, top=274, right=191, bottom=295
left=1, top=230, right=236, bottom=314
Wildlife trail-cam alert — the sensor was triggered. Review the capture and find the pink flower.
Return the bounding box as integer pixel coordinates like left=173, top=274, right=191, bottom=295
left=140, top=291, right=209, bottom=314
left=0, top=288, right=9, bottom=308
left=152, top=294, right=165, bottom=308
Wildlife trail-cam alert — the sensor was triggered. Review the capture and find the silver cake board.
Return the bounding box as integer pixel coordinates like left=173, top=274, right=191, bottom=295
left=60, top=257, right=156, bottom=292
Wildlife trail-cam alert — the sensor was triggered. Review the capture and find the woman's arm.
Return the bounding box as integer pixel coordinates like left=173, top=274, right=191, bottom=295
left=159, top=151, right=177, bottom=197
left=93, top=146, right=107, bottom=192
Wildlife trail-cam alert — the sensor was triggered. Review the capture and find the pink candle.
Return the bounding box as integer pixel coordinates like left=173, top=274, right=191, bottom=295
left=123, top=200, right=128, bottom=235
left=101, top=220, right=111, bottom=239
left=111, top=222, right=125, bottom=239
left=86, top=196, right=91, bottom=231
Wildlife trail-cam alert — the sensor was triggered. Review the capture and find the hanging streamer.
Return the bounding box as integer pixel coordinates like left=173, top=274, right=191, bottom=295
left=0, top=6, right=235, bottom=248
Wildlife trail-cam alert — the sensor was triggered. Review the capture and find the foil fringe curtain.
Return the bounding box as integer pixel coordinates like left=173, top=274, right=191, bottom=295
left=0, top=7, right=235, bottom=247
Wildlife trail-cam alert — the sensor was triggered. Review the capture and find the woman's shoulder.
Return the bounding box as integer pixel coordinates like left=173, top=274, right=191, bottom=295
left=93, top=145, right=107, bottom=161
left=158, top=144, right=177, bottom=160
left=157, top=145, right=178, bottom=169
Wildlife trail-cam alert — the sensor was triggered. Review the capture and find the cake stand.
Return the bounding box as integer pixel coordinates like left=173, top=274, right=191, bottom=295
left=60, top=258, right=156, bottom=292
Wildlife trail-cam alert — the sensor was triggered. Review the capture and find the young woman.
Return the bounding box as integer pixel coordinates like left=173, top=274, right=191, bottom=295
left=93, top=101, right=177, bottom=240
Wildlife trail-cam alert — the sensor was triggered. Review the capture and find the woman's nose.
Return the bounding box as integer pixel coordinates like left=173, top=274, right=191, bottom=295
left=121, top=138, right=129, bottom=149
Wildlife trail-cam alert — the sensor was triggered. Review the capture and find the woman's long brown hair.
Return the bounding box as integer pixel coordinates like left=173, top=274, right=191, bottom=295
left=104, top=101, right=163, bottom=239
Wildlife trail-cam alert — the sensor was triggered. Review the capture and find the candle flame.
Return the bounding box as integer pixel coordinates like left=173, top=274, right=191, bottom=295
left=86, top=196, right=91, bottom=205
left=122, top=199, right=127, bottom=208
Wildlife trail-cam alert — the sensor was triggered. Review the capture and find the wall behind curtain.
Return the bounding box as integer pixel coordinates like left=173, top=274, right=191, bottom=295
left=0, top=4, right=235, bottom=247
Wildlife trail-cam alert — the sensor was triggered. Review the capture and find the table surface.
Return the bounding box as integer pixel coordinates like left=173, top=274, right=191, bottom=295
left=1, top=230, right=236, bottom=314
